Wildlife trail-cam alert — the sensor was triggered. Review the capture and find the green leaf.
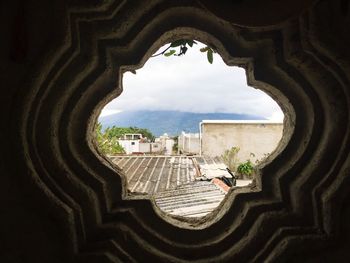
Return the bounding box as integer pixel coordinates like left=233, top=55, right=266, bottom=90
left=187, top=40, right=196, bottom=47
left=170, top=40, right=185, bottom=47
left=164, top=49, right=176, bottom=57
left=200, top=47, right=209, bottom=52
left=207, top=49, right=213, bottom=64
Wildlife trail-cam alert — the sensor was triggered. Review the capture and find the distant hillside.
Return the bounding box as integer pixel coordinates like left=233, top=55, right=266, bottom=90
left=99, top=110, right=265, bottom=137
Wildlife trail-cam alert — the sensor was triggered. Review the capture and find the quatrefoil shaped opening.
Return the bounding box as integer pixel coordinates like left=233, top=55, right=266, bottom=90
left=91, top=33, right=293, bottom=229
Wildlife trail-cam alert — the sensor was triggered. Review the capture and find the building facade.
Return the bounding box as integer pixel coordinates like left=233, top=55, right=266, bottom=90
left=117, top=133, right=142, bottom=154
left=155, top=133, right=175, bottom=155
left=200, top=120, right=283, bottom=163
left=178, top=131, right=200, bottom=155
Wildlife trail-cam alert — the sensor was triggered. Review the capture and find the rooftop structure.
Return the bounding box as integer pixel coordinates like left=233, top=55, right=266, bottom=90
left=199, top=120, right=284, bottom=163
left=178, top=131, right=200, bottom=155
left=111, top=155, right=245, bottom=217
left=119, top=133, right=143, bottom=140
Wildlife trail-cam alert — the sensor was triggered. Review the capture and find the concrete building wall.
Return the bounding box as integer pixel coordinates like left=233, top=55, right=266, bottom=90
left=155, top=133, right=175, bottom=155
left=139, top=142, right=151, bottom=153
left=165, top=139, right=174, bottom=155
left=151, top=142, right=162, bottom=153
left=4, top=1, right=350, bottom=262
left=178, top=132, right=200, bottom=155
left=118, top=140, right=140, bottom=154
left=139, top=142, right=162, bottom=153
left=201, top=121, right=283, bottom=163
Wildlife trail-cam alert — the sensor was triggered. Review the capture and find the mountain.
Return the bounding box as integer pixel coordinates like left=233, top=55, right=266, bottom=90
left=99, top=110, right=265, bottom=137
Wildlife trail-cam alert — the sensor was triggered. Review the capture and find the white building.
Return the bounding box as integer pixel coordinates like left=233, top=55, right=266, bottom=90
left=178, top=132, right=200, bottom=155
left=155, top=133, right=175, bottom=155
left=118, top=133, right=165, bottom=155
left=139, top=142, right=162, bottom=154
left=118, top=133, right=143, bottom=154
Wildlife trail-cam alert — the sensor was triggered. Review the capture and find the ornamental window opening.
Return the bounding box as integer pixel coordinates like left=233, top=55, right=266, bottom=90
left=96, top=40, right=284, bottom=218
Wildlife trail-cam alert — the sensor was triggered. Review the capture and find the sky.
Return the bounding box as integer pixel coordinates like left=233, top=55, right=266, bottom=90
left=101, top=42, right=284, bottom=121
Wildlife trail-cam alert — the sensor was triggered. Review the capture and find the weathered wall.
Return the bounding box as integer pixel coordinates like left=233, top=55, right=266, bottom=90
left=201, top=122, right=283, bottom=163
left=139, top=142, right=162, bottom=153
left=118, top=140, right=140, bottom=154
left=178, top=133, right=200, bottom=155
left=139, top=142, right=150, bottom=153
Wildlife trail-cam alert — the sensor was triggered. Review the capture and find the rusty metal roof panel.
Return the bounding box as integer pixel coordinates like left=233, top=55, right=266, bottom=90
left=194, top=156, right=232, bottom=179
left=112, top=156, right=197, bottom=195
left=155, top=181, right=225, bottom=217
left=111, top=155, right=229, bottom=217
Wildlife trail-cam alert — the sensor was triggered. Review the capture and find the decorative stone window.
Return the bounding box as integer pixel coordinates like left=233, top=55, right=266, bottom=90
left=19, top=1, right=350, bottom=262
left=97, top=39, right=285, bottom=219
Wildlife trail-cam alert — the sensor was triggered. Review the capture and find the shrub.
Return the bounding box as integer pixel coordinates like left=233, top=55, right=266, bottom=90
left=222, top=147, right=240, bottom=171
left=237, top=160, right=254, bottom=178
left=96, top=123, right=125, bottom=155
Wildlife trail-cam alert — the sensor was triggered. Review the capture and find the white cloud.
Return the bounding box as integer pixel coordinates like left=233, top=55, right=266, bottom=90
left=268, top=111, right=285, bottom=122
left=99, top=109, right=122, bottom=117
left=103, top=42, right=283, bottom=119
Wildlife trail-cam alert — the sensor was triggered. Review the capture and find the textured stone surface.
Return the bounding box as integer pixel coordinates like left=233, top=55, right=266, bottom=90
left=200, top=121, right=283, bottom=162
left=1, top=0, right=350, bottom=262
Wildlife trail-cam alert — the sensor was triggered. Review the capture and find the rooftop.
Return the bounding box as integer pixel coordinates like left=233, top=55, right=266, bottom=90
left=111, top=155, right=249, bottom=217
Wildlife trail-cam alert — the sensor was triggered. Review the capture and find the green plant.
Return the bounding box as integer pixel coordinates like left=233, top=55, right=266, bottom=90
left=96, top=123, right=125, bottom=155
left=237, top=160, right=254, bottom=178
left=151, top=39, right=217, bottom=64
left=222, top=147, right=240, bottom=171
left=102, top=126, right=155, bottom=141
left=96, top=124, right=156, bottom=155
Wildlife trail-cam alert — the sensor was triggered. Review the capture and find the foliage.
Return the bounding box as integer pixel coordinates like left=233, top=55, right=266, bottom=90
left=237, top=160, right=255, bottom=178
left=103, top=126, right=155, bottom=141
left=96, top=123, right=125, bottom=155
left=96, top=124, right=156, bottom=155
left=152, top=39, right=217, bottom=64
left=222, top=147, right=240, bottom=171
left=199, top=46, right=214, bottom=64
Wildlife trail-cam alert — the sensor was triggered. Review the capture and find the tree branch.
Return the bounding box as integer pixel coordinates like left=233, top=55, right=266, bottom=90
left=151, top=44, right=172, bottom=57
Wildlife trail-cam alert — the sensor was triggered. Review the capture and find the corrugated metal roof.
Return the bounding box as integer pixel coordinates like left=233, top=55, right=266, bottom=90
left=112, top=156, right=197, bottom=194
left=194, top=156, right=232, bottom=179
left=111, top=155, right=233, bottom=217
left=155, top=181, right=225, bottom=217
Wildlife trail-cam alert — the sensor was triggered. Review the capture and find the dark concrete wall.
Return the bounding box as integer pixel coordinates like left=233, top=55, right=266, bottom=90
left=1, top=0, right=349, bottom=262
